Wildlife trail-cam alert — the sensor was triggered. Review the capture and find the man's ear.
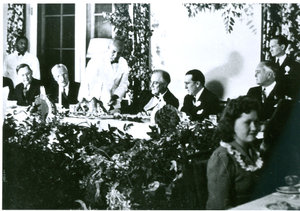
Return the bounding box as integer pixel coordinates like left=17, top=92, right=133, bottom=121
left=280, top=44, right=286, bottom=51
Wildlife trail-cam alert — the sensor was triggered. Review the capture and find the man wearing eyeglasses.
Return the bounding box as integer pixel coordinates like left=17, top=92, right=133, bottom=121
left=13, top=63, right=41, bottom=106
left=122, top=69, right=179, bottom=115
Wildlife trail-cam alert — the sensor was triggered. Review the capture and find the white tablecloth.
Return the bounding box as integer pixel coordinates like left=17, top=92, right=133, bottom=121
left=4, top=103, right=152, bottom=140
left=230, top=192, right=300, bottom=210
left=62, top=116, right=152, bottom=140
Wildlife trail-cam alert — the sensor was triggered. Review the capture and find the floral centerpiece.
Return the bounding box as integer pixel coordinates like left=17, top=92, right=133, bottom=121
left=3, top=105, right=218, bottom=209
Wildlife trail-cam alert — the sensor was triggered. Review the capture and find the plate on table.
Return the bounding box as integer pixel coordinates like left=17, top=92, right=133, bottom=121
left=266, top=201, right=300, bottom=210
left=276, top=186, right=300, bottom=194
left=99, top=115, right=114, bottom=119
left=68, top=112, right=87, bottom=118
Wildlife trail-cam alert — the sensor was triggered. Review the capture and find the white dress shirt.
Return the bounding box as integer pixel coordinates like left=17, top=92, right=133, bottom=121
left=276, top=54, right=287, bottom=66
left=263, top=82, right=276, bottom=98
left=59, top=83, right=70, bottom=106
left=194, top=87, right=204, bottom=103
left=3, top=51, right=40, bottom=86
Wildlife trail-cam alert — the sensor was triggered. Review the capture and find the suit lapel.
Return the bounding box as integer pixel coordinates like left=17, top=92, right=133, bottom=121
left=162, top=89, right=170, bottom=102
left=198, top=88, right=206, bottom=106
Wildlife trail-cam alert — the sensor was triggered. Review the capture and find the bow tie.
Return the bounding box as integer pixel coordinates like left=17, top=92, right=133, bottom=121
left=111, top=60, right=119, bottom=64
left=18, top=52, right=25, bottom=56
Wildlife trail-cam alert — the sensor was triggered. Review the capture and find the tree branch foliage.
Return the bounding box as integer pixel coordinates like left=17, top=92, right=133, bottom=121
left=102, top=4, right=153, bottom=100
left=6, top=4, right=25, bottom=54
left=183, top=3, right=247, bottom=33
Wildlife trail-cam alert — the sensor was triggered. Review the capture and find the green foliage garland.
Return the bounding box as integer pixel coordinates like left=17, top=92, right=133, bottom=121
left=3, top=111, right=217, bottom=209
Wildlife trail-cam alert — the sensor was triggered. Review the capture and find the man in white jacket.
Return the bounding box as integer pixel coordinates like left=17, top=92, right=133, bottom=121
left=77, top=37, right=129, bottom=113
left=3, top=35, right=40, bottom=87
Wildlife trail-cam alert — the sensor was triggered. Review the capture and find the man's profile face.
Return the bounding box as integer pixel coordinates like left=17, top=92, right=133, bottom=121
left=150, top=72, right=167, bottom=96
left=18, top=67, right=32, bottom=86
left=109, top=43, right=122, bottom=62
left=269, top=39, right=285, bottom=57
left=53, top=68, right=69, bottom=87
left=255, top=64, right=268, bottom=86
left=16, top=38, right=28, bottom=55
left=184, top=74, right=199, bottom=96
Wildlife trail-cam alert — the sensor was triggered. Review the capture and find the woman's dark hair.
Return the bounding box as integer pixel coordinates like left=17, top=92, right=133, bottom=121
left=155, top=104, right=180, bottom=134
left=214, top=95, right=260, bottom=143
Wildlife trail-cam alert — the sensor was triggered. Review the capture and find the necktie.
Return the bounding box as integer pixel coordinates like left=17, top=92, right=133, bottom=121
left=262, top=88, right=267, bottom=103
left=111, top=59, right=119, bottom=64
left=62, top=87, right=67, bottom=97
left=23, top=84, right=28, bottom=97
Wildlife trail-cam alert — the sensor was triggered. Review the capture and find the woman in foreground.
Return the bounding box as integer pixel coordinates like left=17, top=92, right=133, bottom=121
left=206, top=96, right=263, bottom=209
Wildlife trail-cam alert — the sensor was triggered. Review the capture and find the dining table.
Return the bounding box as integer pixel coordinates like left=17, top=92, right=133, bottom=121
left=230, top=188, right=300, bottom=210
left=61, top=114, right=152, bottom=140
left=3, top=101, right=153, bottom=140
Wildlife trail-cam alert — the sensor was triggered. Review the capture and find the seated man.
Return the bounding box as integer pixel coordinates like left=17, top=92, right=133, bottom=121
left=48, top=64, right=80, bottom=109
left=77, top=37, right=129, bottom=114
left=3, top=76, right=15, bottom=100
left=122, top=69, right=179, bottom=115
left=247, top=61, right=285, bottom=121
left=4, top=35, right=40, bottom=86
left=13, top=63, right=41, bottom=106
left=181, top=69, right=219, bottom=121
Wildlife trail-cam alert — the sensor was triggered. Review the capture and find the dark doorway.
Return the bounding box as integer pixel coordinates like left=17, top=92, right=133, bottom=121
left=37, top=4, right=75, bottom=90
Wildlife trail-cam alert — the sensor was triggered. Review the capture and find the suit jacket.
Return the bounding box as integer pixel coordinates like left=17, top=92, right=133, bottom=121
left=181, top=88, right=219, bottom=121
left=13, top=78, right=41, bottom=106
left=3, top=76, right=15, bottom=100
left=122, top=89, right=179, bottom=114
left=247, top=84, right=284, bottom=121
left=206, top=141, right=260, bottom=210
left=47, top=81, right=80, bottom=108
left=275, top=56, right=300, bottom=99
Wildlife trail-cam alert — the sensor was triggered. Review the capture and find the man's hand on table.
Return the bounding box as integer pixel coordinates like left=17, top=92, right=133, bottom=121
left=109, top=108, right=121, bottom=116
left=108, top=95, right=119, bottom=107
left=75, top=98, right=108, bottom=114
left=136, top=111, right=150, bottom=118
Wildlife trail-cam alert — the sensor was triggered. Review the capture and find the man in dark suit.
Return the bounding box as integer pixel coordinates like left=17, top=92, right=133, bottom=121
left=269, top=35, right=300, bottom=99
left=181, top=69, right=219, bottom=121
left=122, top=69, right=179, bottom=115
left=247, top=61, right=285, bottom=121
left=3, top=76, right=15, bottom=100
left=48, top=64, right=80, bottom=109
left=13, top=63, right=41, bottom=106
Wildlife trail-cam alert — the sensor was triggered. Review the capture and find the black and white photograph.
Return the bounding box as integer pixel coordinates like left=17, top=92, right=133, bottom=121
left=2, top=2, right=300, bottom=210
